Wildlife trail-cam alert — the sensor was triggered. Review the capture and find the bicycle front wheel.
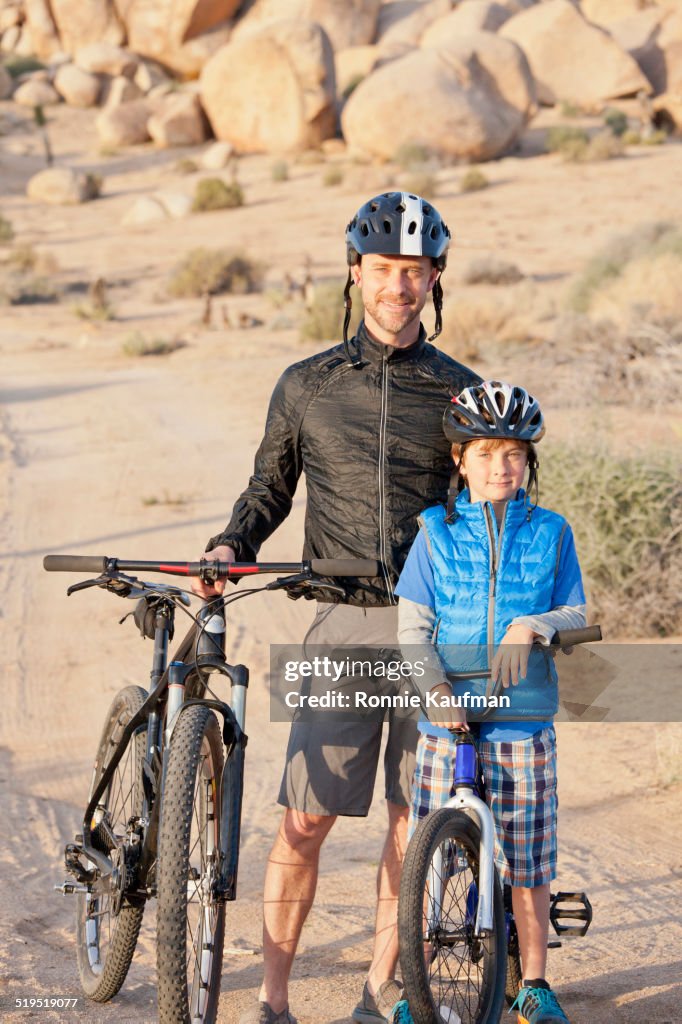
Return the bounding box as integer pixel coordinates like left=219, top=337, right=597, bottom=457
left=157, top=705, right=226, bottom=1024
left=76, top=685, right=148, bottom=1001
left=399, top=808, right=506, bottom=1024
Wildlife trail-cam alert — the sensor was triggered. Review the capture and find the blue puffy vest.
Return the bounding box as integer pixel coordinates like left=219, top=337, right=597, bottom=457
left=419, top=491, right=568, bottom=720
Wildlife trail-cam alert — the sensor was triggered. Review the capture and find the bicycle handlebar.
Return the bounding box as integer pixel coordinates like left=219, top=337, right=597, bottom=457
left=43, top=555, right=381, bottom=579
left=551, top=625, right=602, bottom=647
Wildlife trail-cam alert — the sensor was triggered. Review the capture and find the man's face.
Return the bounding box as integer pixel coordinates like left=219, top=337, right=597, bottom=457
left=351, top=253, right=439, bottom=345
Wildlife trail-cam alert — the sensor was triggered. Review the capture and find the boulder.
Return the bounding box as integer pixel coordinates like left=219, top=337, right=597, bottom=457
left=121, top=196, right=168, bottom=227
left=50, top=0, right=125, bottom=52
left=200, top=19, right=337, bottom=153
left=148, top=93, right=209, bottom=147
left=608, top=8, right=669, bottom=94
left=134, top=59, right=170, bottom=94
left=155, top=190, right=193, bottom=218
left=653, top=91, right=682, bottom=135
left=634, top=9, right=682, bottom=94
left=0, top=65, right=13, bottom=101
left=1, top=26, right=22, bottom=52
left=341, top=39, right=535, bottom=162
left=115, top=0, right=240, bottom=77
left=580, top=0, right=647, bottom=30
left=500, top=0, right=652, bottom=105
left=13, top=78, right=61, bottom=106
left=103, top=75, right=145, bottom=107
left=26, top=167, right=95, bottom=204
left=232, top=0, right=382, bottom=50
left=376, top=0, right=452, bottom=51
left=0, top=8, right=22, bottom=33
left=54, top=63, right=101, bottom=107
left=421, top=1, right=511, bottom=45
left=75, top=42, right=138, bottom=78
left=96, top=98, right=156, bottom=147
left=200, top=140, right=235, bottom=169
left=336, top=44, right=380, bottom=98
left=24, top=0, right=61, bottom=59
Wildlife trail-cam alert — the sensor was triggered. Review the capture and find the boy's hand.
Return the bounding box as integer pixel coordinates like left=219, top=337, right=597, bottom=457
left=491, top=624, right=537, bottom=688
left=190, top=544, right=235, bottom=598
left=427, top=682, right=469, bottom=732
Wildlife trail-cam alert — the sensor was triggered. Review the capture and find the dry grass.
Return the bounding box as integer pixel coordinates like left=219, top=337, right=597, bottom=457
left=460, top=168, right=489, bottom=193
left=122, top=331, right=186, bottom=357
left=438, top=281, right=552, bottom=362
left=0, top=214, right=14, bottom=244
left=462, top=257, right=524, bottom=286
left=322, top=165, right=344, bottom=187
left=299, top=278, right=364, bottom=343
left=168, top=248, right=265, bottom=298
left=192, top=177, right=244, bottom=211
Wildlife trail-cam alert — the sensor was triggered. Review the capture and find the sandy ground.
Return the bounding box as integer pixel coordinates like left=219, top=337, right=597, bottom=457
left=1, top=102, right=682, bottom=1023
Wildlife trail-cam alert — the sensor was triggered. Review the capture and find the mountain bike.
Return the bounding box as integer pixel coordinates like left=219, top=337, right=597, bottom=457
left=44, top=552, right=378, bottom=1023
left=396, top=626, right=600, bottom=1024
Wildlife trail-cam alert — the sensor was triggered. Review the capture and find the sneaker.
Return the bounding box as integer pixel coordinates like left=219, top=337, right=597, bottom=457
left=387, top=1000, right=415, bottom=1024
left=353, top=980, right=403, bottom=1023
left=238, top=1000, right=298, bottom=1024
left=510, top=984, right=571, bottom=1024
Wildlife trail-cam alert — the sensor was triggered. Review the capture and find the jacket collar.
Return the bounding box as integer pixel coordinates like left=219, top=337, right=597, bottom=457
left=454, top=488, right=531, bottom=525
left=349, top=320, right=427, bottom=367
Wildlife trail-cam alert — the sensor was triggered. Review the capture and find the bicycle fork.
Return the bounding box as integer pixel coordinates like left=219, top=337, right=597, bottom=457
left=429, top=737, right=496, bottom=937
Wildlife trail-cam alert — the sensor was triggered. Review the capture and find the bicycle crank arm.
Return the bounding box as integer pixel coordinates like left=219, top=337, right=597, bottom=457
left=55, top=881, right=89, bottom=895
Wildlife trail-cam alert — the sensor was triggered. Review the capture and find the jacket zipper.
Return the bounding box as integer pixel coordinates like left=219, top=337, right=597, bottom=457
left=483, top=503, right=506, bottom=656
left=379, top=355, right=394, bottom=601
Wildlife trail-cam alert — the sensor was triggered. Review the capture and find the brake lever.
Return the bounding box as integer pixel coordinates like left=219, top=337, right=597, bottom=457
left=265, top=573, right=347, bottom=600
left=67, top=575, right=110, bottom=597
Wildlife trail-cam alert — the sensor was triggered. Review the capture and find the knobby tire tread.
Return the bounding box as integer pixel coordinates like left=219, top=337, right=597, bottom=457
left=76, top=685, right=147, bottom=1002
left=157, top=705, right=225, bottom=1024
left=399, top=808, right=506, bottom=1024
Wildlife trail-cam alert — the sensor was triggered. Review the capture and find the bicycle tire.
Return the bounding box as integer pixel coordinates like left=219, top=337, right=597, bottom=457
left=157, top=705, right=226, bottom=1024
left=399, top=808, right=506, bottom=1024
left=504, top=892, right=523, bottom=1007
left=75, top=685, right=148, bottom=1001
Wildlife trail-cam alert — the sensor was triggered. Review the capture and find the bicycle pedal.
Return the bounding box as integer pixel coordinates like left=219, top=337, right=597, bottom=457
left=549, top=890, right=592, bottom=936
left=547, top=940, right=562, bottom=949
left=55, top=880, right=89, bottom=895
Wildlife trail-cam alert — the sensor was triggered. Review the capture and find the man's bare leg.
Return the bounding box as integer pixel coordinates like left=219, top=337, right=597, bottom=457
left=366, top=801, right=409, bottom=996
left=259, top=809, right=337, bottom=1013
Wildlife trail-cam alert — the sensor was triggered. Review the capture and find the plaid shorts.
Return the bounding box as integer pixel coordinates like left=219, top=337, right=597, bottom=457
left=408, top=727, right=557, bottom=888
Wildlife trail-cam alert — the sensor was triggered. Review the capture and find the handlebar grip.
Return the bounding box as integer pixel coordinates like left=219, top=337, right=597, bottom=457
left=43, top=555, right=109, bottom=573
left=310, top=559, right=381, bottom=578
left=551, top=625, right=602, bottom=647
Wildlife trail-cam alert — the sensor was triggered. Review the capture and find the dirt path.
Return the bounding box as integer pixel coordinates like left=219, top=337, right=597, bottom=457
left=1, top=335, right=681, bottom=1024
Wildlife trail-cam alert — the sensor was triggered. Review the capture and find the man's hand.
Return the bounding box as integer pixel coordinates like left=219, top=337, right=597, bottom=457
left=427, top=682, right=469, bottom=732
left=491, top=623, right=536, bottom=688
left=190, top=544, right=235, bottom=599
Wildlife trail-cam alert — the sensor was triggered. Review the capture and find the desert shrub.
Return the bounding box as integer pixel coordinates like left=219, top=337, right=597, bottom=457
left=3, top=55, right=45, bottom=77
left=6, top=243, right=58, bottom=274
left=402, top=171, right=438, bottom=199
left=622, top=129, right=642, bottom=146
left=463, top=257, right=524, bottom=286
left=0, top=213, right=14, bottom=243
left=567, top=221, right=682, bottom=313
left=581, top=129, right=624, bottom=162
left=271, top=159, right=289, bottom=182
left=83, top=173, right=103, bottom=200
left=546, top=125, right=589, bottom=154
left=603, top=107, right=628, bottom=137
left=642, top=129, right=667, bottom=145
left=122, top=331, right=186, bottom=357
left=192, top=177, right=243, bottom=212
left=174, top=157, right=198, bottom=175
left=0, top=275, right=58, bottom=305
left=299, top=278, right=364, bottom=343
left=460, top=168, right=489, bottom=193
left=437, top=281, right=549, bottom=361
left=558, top=100, right=583, bottom=118
left=394, top=142, right=434, bottom=169
left=168, top=248, right=265, bottom=298
left=541, top=443, right=682, bottom=636
left=322, top=165, right=344, bottom=187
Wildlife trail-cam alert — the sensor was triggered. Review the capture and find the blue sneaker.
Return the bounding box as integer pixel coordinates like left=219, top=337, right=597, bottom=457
left=509, top=984, right=571, bottom=1024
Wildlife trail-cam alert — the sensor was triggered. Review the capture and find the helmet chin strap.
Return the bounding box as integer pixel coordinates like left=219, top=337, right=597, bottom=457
left=428, top=275, right=443, bottom=342
left=343, top=269, right=363, bottom=368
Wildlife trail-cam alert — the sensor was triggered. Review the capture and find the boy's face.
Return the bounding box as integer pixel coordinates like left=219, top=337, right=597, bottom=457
left=458, top=439, right=528, bottom=504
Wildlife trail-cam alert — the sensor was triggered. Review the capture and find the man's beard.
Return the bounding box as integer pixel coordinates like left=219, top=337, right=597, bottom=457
left=363, top=293, right=422, bottom=336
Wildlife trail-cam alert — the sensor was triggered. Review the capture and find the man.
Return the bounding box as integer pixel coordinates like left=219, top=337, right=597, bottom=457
left=193, top=192, right=480, bottom=1024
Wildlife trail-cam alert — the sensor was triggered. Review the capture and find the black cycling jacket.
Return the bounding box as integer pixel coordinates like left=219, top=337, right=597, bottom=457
left=207, top=321, right=480, bottom=605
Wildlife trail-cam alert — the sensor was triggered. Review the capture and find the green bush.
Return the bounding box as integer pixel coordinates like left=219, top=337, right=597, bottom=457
left=3, top=55, right=45, bottom=77
left=271, top=160, right=289, bottom=183
left=168, top=248, right=265, bottom=298
left=542, top=443, right=682, bottom=636
left=192, top=177, right=243, bottom=212
left=300, top=278, right=364, bottom=343
left=567, top=221, right=682, bottom=312
left=622, top=129, right=642, bottom=146
left=394, top=142, right=434, bottom=169
left=322, top=165, right=344, bottom=187
left=546, top=125, right=589, bottom=154
left=0, top=213, right=14, bottom=244
left=460, top=168, right=489, bottom=193
left=603, top=107, right=628, bottom=137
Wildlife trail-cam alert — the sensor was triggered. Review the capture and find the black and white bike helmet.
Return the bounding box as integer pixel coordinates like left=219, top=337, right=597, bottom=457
left=444, top=380, right=545, bottom=444
left=342, top=192, right=451, bottom=360
left=443, top=381, right=545, bottom=520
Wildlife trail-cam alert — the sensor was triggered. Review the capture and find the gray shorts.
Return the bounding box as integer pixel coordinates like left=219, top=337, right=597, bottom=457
left=277, top=602, right=418, bottom=817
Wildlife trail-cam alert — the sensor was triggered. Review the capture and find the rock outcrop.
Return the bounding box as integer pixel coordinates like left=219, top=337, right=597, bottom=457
left=53, top=63, right=101, bottom=107
left=232, top=0, right=381, bottom=50
left=148, top=93, right=209, bottom=147
left=200, top=19, right=337, bottom=152
left=421, top=1, right=511, bottom=46
left=115, top=0, right=240, bottom=77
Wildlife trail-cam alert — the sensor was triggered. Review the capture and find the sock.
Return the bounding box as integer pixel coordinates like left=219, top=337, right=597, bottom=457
left=523, top=979, right=550, bottom=990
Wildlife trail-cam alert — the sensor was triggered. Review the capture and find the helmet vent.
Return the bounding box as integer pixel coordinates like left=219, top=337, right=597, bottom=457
left=383, top=219, right=392, bottom=233
left=423, top=204, right=432, bottom=214
left=360, top=222, right=370, bottom=236
left=370, top=201, right=379, bottom=212
left=430, top=225, right=438, bottom=239
left=407, top=221, right=417, bottom=235
left=396, top=201, right=406, bottom=212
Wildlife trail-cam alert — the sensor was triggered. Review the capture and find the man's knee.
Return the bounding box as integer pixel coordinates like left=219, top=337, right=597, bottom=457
left=276, top=808, right=337, bottom=857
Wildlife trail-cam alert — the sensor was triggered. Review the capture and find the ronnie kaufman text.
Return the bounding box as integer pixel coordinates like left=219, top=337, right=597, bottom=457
left=284, top=690, right=512, bottom=710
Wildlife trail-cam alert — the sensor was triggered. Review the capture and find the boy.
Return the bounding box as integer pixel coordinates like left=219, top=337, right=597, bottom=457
left=396, top=380, right=586, bottom=1024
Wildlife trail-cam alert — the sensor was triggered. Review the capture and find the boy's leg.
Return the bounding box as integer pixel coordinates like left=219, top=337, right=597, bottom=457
left=511, top=882, right=550, bottom=981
